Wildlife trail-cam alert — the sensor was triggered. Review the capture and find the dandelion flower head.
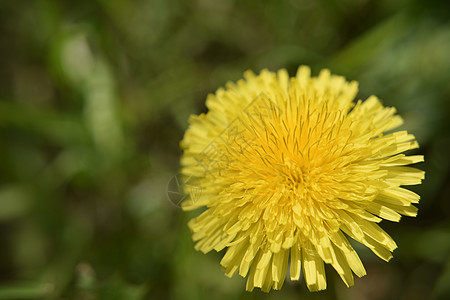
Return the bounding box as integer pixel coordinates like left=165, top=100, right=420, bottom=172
left=180, top=66, right=424, bottom=292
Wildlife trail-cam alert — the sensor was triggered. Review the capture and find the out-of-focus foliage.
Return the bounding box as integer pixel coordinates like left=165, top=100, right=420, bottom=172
left=0, top=0, right=449, bottom=299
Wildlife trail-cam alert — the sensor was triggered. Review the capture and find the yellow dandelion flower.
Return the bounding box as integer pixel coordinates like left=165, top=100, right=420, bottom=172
left=180, top=66, right=424, bottom=292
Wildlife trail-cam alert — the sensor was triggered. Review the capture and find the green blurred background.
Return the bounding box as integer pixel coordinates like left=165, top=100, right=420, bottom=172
left=0, top=0, right=449, bottom=299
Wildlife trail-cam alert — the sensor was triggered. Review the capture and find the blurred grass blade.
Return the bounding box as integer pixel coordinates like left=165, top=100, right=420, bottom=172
left=0, top=101, right=87, bottom=146
left=433, top=257, right=450, bottom=298
left=83, top=60, right=125, bottom=161
left=0, top=283, right=52, bottom=299
left=328, top=13, right=410, bottom=73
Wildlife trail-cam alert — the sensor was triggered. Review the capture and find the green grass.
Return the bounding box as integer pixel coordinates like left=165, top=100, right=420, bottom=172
left=0, top=0, right=449, bottom=299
